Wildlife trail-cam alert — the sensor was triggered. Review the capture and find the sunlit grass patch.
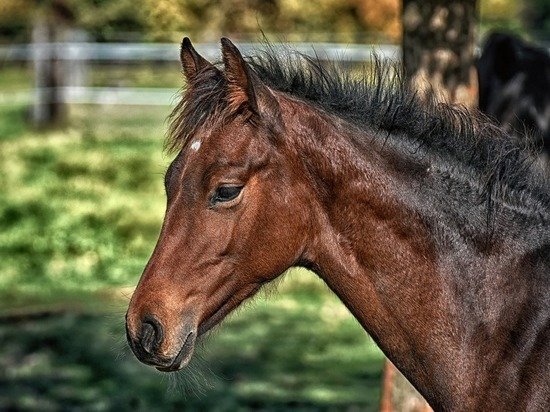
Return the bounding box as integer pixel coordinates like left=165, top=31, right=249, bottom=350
left=0, top=104, right=168, bottom=308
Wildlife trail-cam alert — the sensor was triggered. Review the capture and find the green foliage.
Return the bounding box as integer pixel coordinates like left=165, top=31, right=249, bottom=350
left=142, top=0, right=397, bottom=43
left=0, top=0, right=33, bottom=41
left=1, top=0, right=544, bottom=43
left=0, top=0, right=149, bottom=42
left=480, top=0, right=526, bottom=35
left=523, top=0, right=550, bottom=39
left=66, top=0, right=149, bottom=41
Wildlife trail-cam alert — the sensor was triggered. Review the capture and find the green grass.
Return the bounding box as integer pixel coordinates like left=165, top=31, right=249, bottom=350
left=0, top=65, right=32, bottom=90
left=0, top=63, right=182, bottom=90
left=0, top=272, right=384, bottom=411
left=0, top=103, right=168, bottom=306
left=0, top=97, right=385, bottom=409
left=90, top=63, right=183, bottom=88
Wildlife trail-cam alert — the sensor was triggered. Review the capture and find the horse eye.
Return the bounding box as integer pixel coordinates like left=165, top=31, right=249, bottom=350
left=212, top=185, right=243, bottom=204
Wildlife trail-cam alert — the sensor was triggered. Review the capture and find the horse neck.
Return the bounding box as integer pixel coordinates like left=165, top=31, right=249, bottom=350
left=281, top=97, right=549, bottom=410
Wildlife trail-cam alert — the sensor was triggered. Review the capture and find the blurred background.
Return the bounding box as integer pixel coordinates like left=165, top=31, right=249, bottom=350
left=0, top=0, right=548, bottom=411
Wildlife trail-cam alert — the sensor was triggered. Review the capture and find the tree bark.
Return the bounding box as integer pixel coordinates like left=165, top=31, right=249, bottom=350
left=381, top=1, right=479, bottom=411
left=402, top=0, right=478, bottom=107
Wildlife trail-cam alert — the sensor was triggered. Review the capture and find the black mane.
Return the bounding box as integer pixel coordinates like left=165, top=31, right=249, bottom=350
left=168, top=44, right=549, bottom=213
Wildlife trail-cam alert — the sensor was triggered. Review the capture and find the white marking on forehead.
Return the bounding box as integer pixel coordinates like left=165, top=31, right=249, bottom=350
left=190, top=140, right=201, bottom=152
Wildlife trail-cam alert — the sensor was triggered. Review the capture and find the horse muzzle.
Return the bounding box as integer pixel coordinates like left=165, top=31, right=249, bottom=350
left=126, top=314, right=197, bottom=372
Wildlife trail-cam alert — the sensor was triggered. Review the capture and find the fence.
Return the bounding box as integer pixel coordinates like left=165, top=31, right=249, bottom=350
left=0, top=41, right=401, bottom=109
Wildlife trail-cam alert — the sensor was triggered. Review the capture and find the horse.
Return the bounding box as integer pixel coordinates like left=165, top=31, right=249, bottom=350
left=126, top=38, right=550, bottom=411
left=477, top=31, right=550, bottom=161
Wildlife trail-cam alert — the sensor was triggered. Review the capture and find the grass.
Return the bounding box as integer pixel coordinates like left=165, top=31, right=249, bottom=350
left=89, top=63, right=182, bottom=88
left=0, top=103, right=168, bottom=307
left=0, top=63, right=182, bottom=90
left=0, top=86, right=385, bottom=409
left=0, top=65, right=32, bottom=90
left=0, top=272, right=384, bottom=411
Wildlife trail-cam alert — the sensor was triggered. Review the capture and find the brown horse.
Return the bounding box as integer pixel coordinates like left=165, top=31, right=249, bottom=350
left=126, top=38, right=550, bottom=411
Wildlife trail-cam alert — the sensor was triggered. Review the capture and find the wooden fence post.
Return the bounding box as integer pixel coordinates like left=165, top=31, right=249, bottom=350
left=31, top=16, right=62, bottom=126
left=31, top=1, right=76, bottom=127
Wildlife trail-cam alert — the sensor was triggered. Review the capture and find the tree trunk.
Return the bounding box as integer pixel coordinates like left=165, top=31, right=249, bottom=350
left=381, top=1, right=479, bottom=411
left=402, top=0, right=478, bottom=107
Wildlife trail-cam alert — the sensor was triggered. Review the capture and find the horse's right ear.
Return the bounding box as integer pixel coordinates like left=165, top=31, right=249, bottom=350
left=180, top=37, right=217, bottom=81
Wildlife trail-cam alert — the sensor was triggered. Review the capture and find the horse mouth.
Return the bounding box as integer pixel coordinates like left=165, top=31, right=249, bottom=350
left=197, top=283, right=261, bottom=337
left=155, top=330, right=196, bottom=372
left=155, top=283, right=261, bottom=372
left=152, top=299, right=235, bottom=373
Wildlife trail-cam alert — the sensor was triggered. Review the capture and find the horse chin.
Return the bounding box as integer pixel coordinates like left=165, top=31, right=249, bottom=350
left=197, top=282, right=263, bottom=337
left=156, top=283, right=263, bottom=373
left=155, top=329, right=196, bottom=372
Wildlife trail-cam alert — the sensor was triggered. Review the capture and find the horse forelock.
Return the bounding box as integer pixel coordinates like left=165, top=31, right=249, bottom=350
left=166, top=65, right=228, bottom=153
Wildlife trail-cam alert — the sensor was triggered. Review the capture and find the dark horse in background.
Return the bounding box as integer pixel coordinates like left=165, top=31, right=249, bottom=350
left=477, top=31, right=550, bottom=162
left=126, top=38, right=550, bottom=411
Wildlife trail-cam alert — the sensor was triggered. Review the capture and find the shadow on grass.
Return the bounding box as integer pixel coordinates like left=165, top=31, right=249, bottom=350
left=0, top=290, right=383, bottom=411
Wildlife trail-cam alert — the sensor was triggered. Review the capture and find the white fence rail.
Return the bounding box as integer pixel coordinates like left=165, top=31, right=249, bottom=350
left=0, top=42, right=400, bottom=63
left=0, top=42, right=400, bottom=108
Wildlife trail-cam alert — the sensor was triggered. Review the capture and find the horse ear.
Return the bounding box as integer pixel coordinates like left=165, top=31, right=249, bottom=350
left=180, top=37, right=216, bottom=81
left=220, top=37, right=280, bottom=122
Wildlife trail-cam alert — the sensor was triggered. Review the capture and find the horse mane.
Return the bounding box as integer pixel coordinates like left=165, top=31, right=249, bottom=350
left=167, top=44, right=549, bottom=214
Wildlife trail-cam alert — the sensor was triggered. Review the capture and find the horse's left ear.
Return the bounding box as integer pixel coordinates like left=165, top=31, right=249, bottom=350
left=180, top=37, right=219, bottom=82
left=221, top=38, right=281, bottom=125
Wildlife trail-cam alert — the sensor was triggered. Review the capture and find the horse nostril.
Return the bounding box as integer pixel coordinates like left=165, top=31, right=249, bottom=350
left=140, top=318, right=163, bottom=355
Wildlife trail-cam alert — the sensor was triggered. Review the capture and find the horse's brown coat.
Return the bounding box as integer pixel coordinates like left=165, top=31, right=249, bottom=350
left=126, top=38, right=550, bottom=411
